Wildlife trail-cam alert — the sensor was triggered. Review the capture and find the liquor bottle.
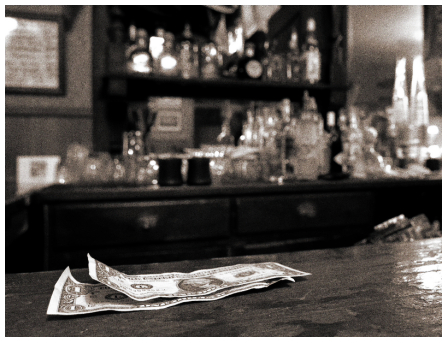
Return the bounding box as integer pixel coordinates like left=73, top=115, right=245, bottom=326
left=149, top=28, right=165, bottom=75
left=286, top=27, right=301, bottom=81
left=259, top=103, right=282, bottom=182
left=280, top=98, right=296, bottom=180
left=107, top=14, right=126, bottom=73
left=300, top=18, right=321, bottom=84
left=178, top=23, right=199, bottom=79
left=409, top=55, right=429, bottom=164
left=261, top=40, right=271, bottom=81
left=267, top=39, right=286, bottom=82
left=346, top=107, right=366, bottom=178
left=293, top=91, right=322, bottom=180
left=237, top=42, right=263, bottom=80
left=391, top=57, right=411, bottom=166
left=322, top=111, right=340, bottom=175
left=158, top=32, right=179, bottom=77
left=125, top=23, right=137, bottom=57
left=239, top=102, right=256, bottom=146
left=201, top=41, right=220, bottom=79
left=126, top=28, right=152, bottom=74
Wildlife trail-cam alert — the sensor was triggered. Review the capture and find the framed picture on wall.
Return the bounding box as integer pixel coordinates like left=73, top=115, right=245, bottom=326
left=5, top=11, right=65, bottom=95
left=16, top=155, right=61, bottom=194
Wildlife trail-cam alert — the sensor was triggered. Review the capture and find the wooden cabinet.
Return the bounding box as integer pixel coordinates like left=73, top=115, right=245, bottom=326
left=23, top=178, right=441, bottom=272
left=50, top=199, right=231, bottom=249
left=236, top=192, right=373, bottom=234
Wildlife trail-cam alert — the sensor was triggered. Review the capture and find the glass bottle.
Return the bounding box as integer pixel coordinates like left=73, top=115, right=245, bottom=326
left=201, top=41, right=220, bottom=79
left=149, top=28, right=165, bottom=75
left=239, top=102, right=256, bottom=146
left=321, top=111, right=339, bottom=175
left=300, top=18, right=321, bottom=84
left=237, top=42, right=263, bottom=80
left=280, top=98, right=296, bottom=180
left=179, top=23, right=199, bottom=79
left=293, top=91, right=322, bottom=180
left=261, top=40, right=271, bottom=81
left=107, top=15, right=126, bottom=73
left=158, top=32, right=178, bottom=77
left=391, top=57, right=410, bottom=166
left=126, top=28, right=152, bottom=74
left=409, top=55, right=429, bottom=163
left=125, top=23, right=137, bottom=58
left=286, top=27, right=301, bottom=81
left=267, top=39, right=286, bottom=82
left=346, top=107, right=366, bottom=178
left=260, top=104, right=282, bottom=182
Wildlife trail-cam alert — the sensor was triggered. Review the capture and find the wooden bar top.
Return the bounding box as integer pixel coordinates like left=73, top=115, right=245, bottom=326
left=5, top=238, right=442, bottom=337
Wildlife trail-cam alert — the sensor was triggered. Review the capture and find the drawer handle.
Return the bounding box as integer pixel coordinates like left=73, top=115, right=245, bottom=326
left=136, top=215, right=159, bottom=230
left=296, top=202, right=317, bottom=218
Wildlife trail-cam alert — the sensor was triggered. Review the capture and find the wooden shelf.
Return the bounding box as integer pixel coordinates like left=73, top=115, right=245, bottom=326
left=103, top=72, right=349, bottom=102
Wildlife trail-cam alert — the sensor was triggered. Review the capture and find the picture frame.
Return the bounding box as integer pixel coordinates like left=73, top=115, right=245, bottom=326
left=5, top=11, right=65, bottom=95
left=154, top=110, right=183, bottom=132
left=16, top=155, right=61, bottom=194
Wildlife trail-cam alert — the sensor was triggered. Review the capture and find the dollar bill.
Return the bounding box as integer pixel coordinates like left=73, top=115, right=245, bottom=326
left=47, top=267, right=294, bottom=315
left=88, top=254, right=311, bottom=301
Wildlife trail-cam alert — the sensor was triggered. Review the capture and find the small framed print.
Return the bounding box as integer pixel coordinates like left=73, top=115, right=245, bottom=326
left=16, top=156, right=61, bottom=194
left=154, top=110, right=183, bottom=132
left=5, top=11, right=65, bottom=95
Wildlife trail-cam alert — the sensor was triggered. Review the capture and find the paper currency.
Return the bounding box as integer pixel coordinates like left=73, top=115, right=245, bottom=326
left=47, top=267, right=294, bottom=315
left=88, top=254, right=311, bottom=301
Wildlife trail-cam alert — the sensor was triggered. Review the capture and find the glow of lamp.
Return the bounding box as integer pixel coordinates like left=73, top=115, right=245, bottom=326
left=427, top=125, right=439, bottom=136
left=5, top=17, right=18, bottom=36
left=427, top=145, right=441, bottom=159
left=160, top=56, right=177, bottom=70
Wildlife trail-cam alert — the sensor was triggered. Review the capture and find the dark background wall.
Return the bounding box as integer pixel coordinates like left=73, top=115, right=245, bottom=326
left=5, top=5, right=93, bottom=185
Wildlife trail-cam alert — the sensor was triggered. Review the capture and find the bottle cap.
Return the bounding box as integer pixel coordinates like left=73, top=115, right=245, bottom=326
left=137, top=29, right=148, bottom=38
left=183, top=23, right=192, bottom=38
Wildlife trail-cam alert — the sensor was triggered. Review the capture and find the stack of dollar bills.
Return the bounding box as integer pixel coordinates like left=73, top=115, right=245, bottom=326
left=47, top=254, right=310, bottom=315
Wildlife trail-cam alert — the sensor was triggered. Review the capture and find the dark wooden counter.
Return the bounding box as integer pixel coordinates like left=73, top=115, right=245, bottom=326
left=30, top=177, right=442, bottom=203
left=5, top=238, right=441, bottom=337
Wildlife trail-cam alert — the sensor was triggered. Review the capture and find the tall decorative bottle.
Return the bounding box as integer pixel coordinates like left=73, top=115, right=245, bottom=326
left=286, top=27, right=301, bottom=81
left=280, top=98, right=296, bottom=180
left=300, top=18, right=321, bottom=84
left=390, top=57, right=410, bottom=166
left=409, top=55, right=429, bottom=163
left=179, top=23, right=199, bottom=79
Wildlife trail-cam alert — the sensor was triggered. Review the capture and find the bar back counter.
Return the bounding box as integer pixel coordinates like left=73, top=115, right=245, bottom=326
left=9, top=177, right=440, bottom=273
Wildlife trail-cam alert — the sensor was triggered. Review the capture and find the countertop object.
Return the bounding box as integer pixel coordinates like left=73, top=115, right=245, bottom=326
left=5, top=237, right=441, bottom=337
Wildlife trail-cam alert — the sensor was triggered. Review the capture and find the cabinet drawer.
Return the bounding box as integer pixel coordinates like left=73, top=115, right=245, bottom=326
left=237, top=192, right=373, bottom=234
left=49, top=198, right=230, bottom=249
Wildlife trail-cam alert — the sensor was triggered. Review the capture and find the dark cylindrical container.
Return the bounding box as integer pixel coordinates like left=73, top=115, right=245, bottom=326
left=187, top=157, right=211, bottom=185
left=158, top=157, right=183, bottom=186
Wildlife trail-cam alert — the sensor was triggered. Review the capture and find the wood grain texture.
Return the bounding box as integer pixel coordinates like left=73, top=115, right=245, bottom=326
left=5, top=238, right=441, bottom=337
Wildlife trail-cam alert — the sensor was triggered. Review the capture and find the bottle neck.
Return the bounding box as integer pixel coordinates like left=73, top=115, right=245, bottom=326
left=289, top=31, right=299, bottom=51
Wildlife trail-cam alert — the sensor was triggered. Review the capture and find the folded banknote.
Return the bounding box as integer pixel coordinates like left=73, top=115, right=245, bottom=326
left=47, top=267, right=295, bottom=315
left=88, top=254, right=311, bottom=301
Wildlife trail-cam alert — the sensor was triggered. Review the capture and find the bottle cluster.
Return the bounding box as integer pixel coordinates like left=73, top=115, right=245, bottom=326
left=237, top=92, right=333, bottom=182
left=123, top=17, right=321, bottom=84
left=387, top=56, right=430, bottom=166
